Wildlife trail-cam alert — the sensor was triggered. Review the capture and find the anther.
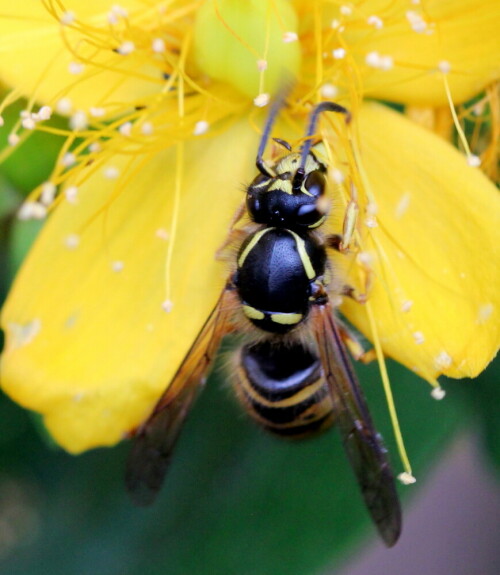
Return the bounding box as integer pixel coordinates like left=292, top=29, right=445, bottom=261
left=254, top=93, right=270, bottom=107
left=193, top=120, right=209, bottom=135
left=282, top=32, right=298, bottom=43
left=398, top=472, right=416, bottom=485
left=431, top=387, right=446, bottom=400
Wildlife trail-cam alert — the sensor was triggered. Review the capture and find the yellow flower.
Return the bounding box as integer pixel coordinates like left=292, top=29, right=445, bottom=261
left=0, top=0, right=498, bottom=454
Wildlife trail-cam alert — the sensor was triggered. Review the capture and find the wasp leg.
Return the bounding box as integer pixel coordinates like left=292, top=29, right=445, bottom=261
left=215, top=200, right=247, bottom=260
left=216, top=228, right=249, bottom=261
left=227, top=199, right=247, bottom=230
left=340, top=283, right=367, bottom=304
left=325, top=199, right=359, bottom=253
left=337, top=319, right=376, bottom=364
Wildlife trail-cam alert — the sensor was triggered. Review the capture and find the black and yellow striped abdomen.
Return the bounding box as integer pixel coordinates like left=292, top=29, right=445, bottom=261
left=234, top=341, right=335, bottom=438
left=235, top=227, right=327, bottom=334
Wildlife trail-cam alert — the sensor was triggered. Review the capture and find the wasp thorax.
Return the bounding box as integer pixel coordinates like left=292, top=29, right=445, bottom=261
left=246, top=155, right=328, bottom=229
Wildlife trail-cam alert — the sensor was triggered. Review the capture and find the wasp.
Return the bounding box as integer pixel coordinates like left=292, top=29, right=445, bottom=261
left=126, top=100, right=402, bottom=547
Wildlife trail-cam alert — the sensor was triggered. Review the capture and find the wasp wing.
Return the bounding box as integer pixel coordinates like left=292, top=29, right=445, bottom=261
left=310, top=303, right=402, bottom=547
left=125, top=285, right=236, bottom=506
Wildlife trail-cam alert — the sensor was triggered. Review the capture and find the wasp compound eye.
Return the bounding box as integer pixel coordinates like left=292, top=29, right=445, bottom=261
left=296, top=203, right=323, bottom=226
left=303, top=170, right=326, bottom=198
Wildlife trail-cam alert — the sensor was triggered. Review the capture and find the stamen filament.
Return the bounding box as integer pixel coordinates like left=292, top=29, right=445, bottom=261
left=365, top=300, right=413, bottom=477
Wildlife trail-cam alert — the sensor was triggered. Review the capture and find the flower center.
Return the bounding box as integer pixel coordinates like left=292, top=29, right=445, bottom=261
left=192, top=0, right=301, bottom=100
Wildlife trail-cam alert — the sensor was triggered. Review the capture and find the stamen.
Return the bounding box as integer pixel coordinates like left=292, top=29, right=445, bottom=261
left=18, top=201, right=47, bottom=220
left=431, top=387, right=446, bottom=400
left=68, top=62, right=84, bottom=75
left=331, top=168, right=345, bottom=184
left=56, top=97, right=73, bottom=115
left=320, top=83, right=338, bottom=98
left=401, top=300, right=413, bottom=313
left=61, top=153, right=76, bottom=167
left=60, top=11, right=76, bottom=26
left=412, top=331, right=425, bottom=344
left=152, top=38, right=166, bottom=53
left=193, top=120, right=209, bottom=135
left=111, top=261, right=124, bottom=272
left=69, top=111, right=88, bottom=131
left=21, top=117, right=36, bottom=130
left=442, top=73, right=480, bottom=167
left=141, top=122, right=154, bottom=135
left=90, top=107, right=105, bottom=118
left=37, top=106, right=52, bottom=121
left=119, top=122, right=132, bottom=136
left=395, top=192, right=411, bottom=218
left=108, top=5, right=128, bottom=25
left=282, top=31, right=298, bottom=43
left=64, top=234, right=80, bottom=249
left=332, top=48, right=346, bottom=59
left=477, top=303, right=493, bottom=324
left=257, top=59, right=268, bottom=71
left=438, top=60, right=451, bottom=74
left=65, top=186, right=79, bottom=203
left=406, top=11, right=431, bottom=34
left=366, top=51, right=393, bottom=70
left=365, top=299, right=414, bottom=477
left=434, top=351, right=452, bottom=369
left=103, top=166, right=120, bottom=179
left=253, top=93, right=270, bottom=107
left=467, top=155, right=481, bottom=167
left=7, top=319, right=42, bottom=348
left=117, top=41, right=135, bottom=55
left=398, top=472, right=417, bottom=485
left=40, top=182, right=57, bottom=205
left=162, top=300, right=173, bottom=313
left=367, top=15, right=383, bottom=29
left=155, top=228, right=169, bottom=240
left=8, top=134, right=20, bottom=146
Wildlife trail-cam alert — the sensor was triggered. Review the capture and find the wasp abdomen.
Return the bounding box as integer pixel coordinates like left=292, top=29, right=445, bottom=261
left=235, top=228, right=326, bottom=334
left=234, top=341, right=335, bottom=438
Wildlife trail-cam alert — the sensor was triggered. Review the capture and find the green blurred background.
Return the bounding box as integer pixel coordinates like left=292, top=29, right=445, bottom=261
left=0, top=101, right=498, bottom=575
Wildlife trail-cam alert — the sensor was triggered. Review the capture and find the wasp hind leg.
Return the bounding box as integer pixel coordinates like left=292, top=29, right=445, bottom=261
left=337, top=319, right=376, bottom=364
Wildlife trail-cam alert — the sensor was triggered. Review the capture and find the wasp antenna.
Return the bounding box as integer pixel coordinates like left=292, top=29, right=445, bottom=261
left=256, top=88, right=292, bottom=176
left=272, top=137, right=292, bottom=151
left=293, top=102, right=351, bottom=191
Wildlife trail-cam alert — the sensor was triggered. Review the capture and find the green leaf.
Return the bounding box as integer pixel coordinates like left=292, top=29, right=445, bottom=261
left=0, top=357, right=466, bottom=575
left=0, top=99, right=66, bottom=193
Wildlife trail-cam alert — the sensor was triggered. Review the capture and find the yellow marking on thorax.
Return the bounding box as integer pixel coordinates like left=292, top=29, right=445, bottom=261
left=268, top=179, right=293, bottom=195
left=307, top=214, right=327, bottom=229
left=237, top=227, right=273, bottom=268
left=287, top=230, right=316, bottom=280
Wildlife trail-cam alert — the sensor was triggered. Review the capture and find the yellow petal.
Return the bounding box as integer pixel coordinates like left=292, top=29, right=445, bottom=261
left=344, top=0, right=500, bottom=105
left=340, top=102, right=499, bottom=382
left=0, top=1, right=174, bottom=111
left=0, top=120, right=257, bottom=453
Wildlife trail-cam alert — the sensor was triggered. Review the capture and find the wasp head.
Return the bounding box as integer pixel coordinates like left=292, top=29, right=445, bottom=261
left=246, top=151, right=330, bottom=229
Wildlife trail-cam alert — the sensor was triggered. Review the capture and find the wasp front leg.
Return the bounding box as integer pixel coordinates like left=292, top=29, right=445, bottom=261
left=325, top=199, right=359, bottom=253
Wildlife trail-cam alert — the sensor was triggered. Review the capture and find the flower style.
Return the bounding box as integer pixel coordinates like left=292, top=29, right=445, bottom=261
left=0, top=0, right=498, bottom=454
